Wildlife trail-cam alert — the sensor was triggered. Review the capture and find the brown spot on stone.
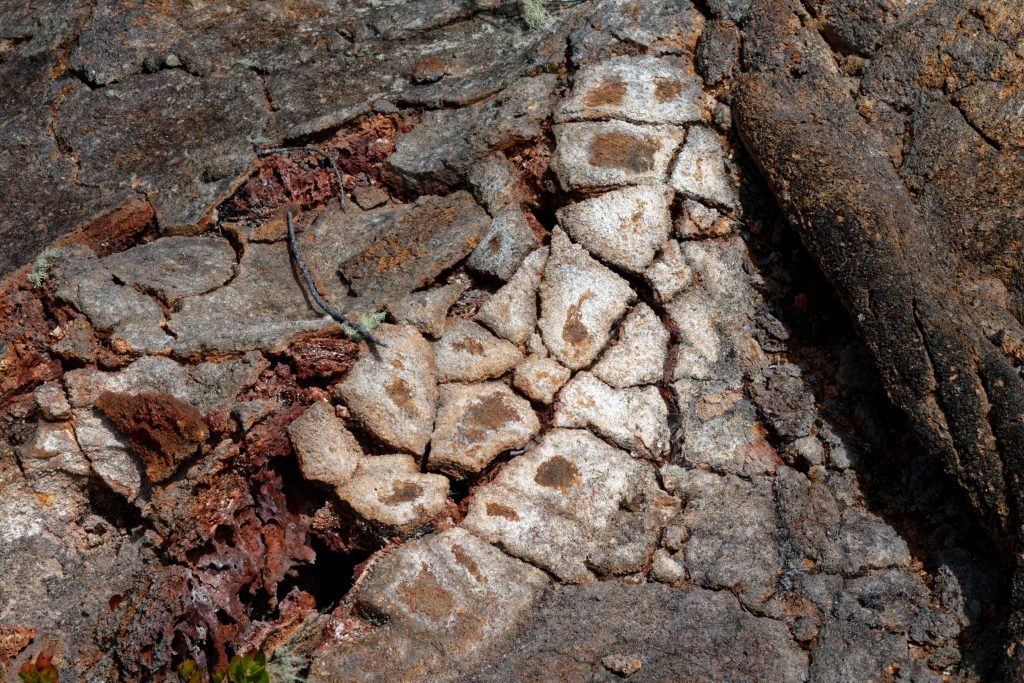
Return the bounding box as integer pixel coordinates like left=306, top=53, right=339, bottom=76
left=387, top=377, right=416, bottom=413
left=381, top=480, right=424, bottom=504
left=95, top=390, right=209, bottom=483
left=588, top=132, right=659, bottom=172
left=396, top=566, right=455, bottom=621
left=451, top=337, right=486, bottom=356
left=411, top=56, right=447, bottom=84
left=451, top=543, right=486, bottom=583
left=653, top=76, right=683, bottom=102
left=562, top=291, right=593, bottom=346
left=584, top=76, right=628, bottom=107
left=459, top=393, right=518, bottom=443
left=534, top=455, right=581, bottom=492
left=486, top=502, right=520, bottom=520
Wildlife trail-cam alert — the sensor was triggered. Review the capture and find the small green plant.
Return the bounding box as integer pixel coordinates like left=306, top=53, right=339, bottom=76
left=178, top=652, right=269, bottom=683
left=521, top=0, right=551, bottom=30
left=341, top=310, right=386, bottom=342
left=28, top=247, right=58, bottom=288
left=18, top=651, right=57, bottom=683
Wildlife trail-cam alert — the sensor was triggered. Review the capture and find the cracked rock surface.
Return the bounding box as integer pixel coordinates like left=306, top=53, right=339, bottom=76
left=0, top=0, right=1018, bottom=680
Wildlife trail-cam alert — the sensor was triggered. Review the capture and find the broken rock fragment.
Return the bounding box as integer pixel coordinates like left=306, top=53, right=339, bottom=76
left=430, top=382, right=539, bottom=476
left=644, top=239, right=693, bottom=304
left=467, top=208, right=539, bottom=281
left=339, top=192, right=490, bottom=309
left=336, top=324, right=437, bottom=456
left=338, top=454, right=450, bottom=531
left=309, top=528, right=548, bottom=681
left=557, top=55, right=703, bottom=125
left=557, top=184, right=673, bottom=273
left=554, top=372, right=670, bottom=459
left=433, top=320, right=523, bottom=383
left=591, top=303, right=669, bottom=387
left=463, top=429, right=675, bottom=582
left=551, top=121, right=685, bottom=191
left=475, top=246, right=547, bottom=346
left=538, top=229, right=635, bottom=370
left=288, top=401, right=363, bottom=487
left=386, top=282, right=468, bottom=339
left=94, top=391, right=209, bottom=484
left=513, top=354, right=572, bottom=404
left=670, top=126, right=739, bottom=210
left=101, top=235, right=236, bottom=303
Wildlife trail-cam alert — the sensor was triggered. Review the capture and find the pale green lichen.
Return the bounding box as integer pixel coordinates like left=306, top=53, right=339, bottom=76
left=521, top=0, right=551, bottom=30
left=265, top=650, right=308, bottom=683
left=341, top=309, right=387, bottom=342
left=28, top=247, right=59, bottom=288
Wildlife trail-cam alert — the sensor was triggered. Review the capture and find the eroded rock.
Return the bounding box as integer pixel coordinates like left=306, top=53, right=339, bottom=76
left=551, top=122, right=685, bottom=191
left=337, top=454, right=450, bottom=530
left=538, top=229, right=635, bottom=370
left=591, top=303, right=669, bottom=388
left=513, top=354, right=572, bottom=404
left=557, top=184, right=673, bottom=273
left=554, top=372, right=670, bottom=459
left=434, top=320, right=523, bottom=384
left=288, top=401, right=363, bottom=487
left=430, top=382, right=539, bottom=476
left=463, top=429, right=675, bottom=582
left=336, top=325, right=437, bottom=455
left=476, top=247, right=548, bottom=346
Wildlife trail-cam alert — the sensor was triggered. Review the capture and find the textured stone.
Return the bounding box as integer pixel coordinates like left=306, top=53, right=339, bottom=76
left=338, top=192, right=490, bottom=309
left=386, top=75, right=559, bottom=192
left=33, top=381, right=71, bottom=421
left=473, top=583, right=808, bottom=681
left=387, top=282, right=468, bottom=339
left=476, top=247, right=547, bottom=346
left=309, top=528, right=548, bottom=682
left=55, top=68, right=267, bottom=231
left=513, top=354, right=572, bottom=404
left=591, top=303, right=668, bottom=387
left=538, top=229, right=635, bottom=370
left=776, top=466, right=911, bottom=574
left=18, top=421, right=91, bottom=479
left=64, top=353, right=267, bottom=415
left=551, top=122, right=685, bottom=191
left=101, top=236, right=236, bottom=303
left=352, top=185, right=390, bottom=210
left=336, top=325, right=437, bottom=455
left=73, top=409, right=145, bottom=500
left=467, top=153, right=527, bottom=214
left=676, top=472, right=781, bottom=607
left=557, top=55, right=702, bottom=124
left=466, top=209, right=540, bottom=281
left=673, top=379, right=779, bottom=475
left=433, top=320, right=523, bottom=384
left=554, top=372, right=670, bottom=459
left=337, top=454, right=449, bottom=530
left=95, top=391, right=209, bottom=484
left=670, top=126, right=739, bottom=210
left=429, top=382, right=539, bottom=476
left=288, top=401, right=363, bottom=487
left=644, top=239, right=693, bottom=304
left=463, top=429, right=675, bottom=582
left=557, top=184, right=673, bottom=272
left=53, top=245, right=172, bottom=354
left=168, top=241, right=330, bottom=357
left=676, top=199, right=734, bottom=238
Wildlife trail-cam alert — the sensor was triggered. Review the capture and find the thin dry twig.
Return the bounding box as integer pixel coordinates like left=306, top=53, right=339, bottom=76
left=287, top=212, right=387, bottom=347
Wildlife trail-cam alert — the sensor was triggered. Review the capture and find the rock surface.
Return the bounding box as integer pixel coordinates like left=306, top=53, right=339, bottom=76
left=0, top=0, right=1011, bottom=679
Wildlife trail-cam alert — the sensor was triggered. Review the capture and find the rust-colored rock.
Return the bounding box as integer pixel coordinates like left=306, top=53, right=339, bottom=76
left=95, top=391, right=209, bottom=483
